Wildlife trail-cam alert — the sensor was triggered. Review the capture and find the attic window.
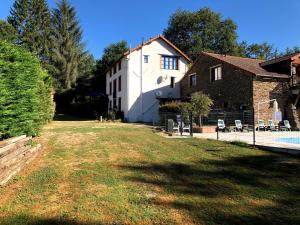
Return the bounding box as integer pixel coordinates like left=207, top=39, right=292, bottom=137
left=210, top=65, right=222, bottom=82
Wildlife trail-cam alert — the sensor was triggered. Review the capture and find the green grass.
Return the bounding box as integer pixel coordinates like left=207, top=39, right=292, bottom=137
left=0, top=119, right=299, bottom=225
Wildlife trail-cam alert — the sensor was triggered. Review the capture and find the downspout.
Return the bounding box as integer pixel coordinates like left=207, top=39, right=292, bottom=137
left=140, top=38, right=144, bottom=120
left=126, top=46, right=131, bottom=121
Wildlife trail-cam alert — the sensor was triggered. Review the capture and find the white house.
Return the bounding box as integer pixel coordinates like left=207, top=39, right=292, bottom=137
left=106, top=35, right=191, bottom=122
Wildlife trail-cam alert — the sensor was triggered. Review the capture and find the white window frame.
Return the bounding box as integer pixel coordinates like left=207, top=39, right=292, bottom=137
left=210, top=65, right=222, bottom=82
left=189, top=73, right=197, bottom=87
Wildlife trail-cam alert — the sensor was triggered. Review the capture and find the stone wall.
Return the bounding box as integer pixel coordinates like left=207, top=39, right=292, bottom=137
left=181, top=54, right=253, bottom=111
left=252, top=77, right=290, bottom=124
left=0, top=135, right=41, bottom=186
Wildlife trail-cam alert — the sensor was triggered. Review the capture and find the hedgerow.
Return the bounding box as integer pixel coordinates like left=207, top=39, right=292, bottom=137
left=0, top=41, right=54, bottom=139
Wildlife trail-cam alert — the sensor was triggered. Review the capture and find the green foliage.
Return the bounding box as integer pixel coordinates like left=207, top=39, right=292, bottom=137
left=8, top=0, right=52, bottom=63
left=190, top=92, right=213, bottom=117
left=0, top=41, right=54, bottom=139
left=95, top=40, right=128, bottom=93
left=163, top=8, right=239, bottom=60
left=237, top=41, right=277, bottom=60
left=281, top=46, right=300, bottom=56
left=0, top=20, right=17, bottom=42
left=51, top=0, right=87, bottom=92
left=159, top=102, right=182, bottom=113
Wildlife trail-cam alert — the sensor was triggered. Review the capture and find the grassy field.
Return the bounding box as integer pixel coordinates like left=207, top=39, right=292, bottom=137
left=0, top=118, right=299, bottom=225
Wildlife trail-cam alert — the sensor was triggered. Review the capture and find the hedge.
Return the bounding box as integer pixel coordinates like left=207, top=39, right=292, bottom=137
left=0, top=41, right=54, bottom=139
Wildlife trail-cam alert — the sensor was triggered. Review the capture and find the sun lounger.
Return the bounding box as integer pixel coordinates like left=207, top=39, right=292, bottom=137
left=268, top=120, right=278, bottom=131
left=280, top=120, right=292, bottom=131
left=257, top=120, right=266, bottom=131
left=234, top=120, right=243, bottom=132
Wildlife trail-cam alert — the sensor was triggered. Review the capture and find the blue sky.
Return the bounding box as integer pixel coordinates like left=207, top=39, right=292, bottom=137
left=1, top=0, right=299, bottom=59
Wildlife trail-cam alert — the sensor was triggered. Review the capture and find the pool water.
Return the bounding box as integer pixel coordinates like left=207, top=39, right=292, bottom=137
left=277, top=137, right=300, bottom=144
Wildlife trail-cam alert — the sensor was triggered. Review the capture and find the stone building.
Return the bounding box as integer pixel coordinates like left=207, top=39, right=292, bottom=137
left=180, top=52, right=300, bottom=126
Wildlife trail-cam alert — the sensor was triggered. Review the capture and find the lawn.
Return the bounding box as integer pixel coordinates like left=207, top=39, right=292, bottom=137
left=0, top=119, right=299, bottom=225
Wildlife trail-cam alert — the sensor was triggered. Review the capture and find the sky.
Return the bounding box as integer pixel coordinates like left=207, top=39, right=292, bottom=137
left=1, top=0, right=299, bottom=59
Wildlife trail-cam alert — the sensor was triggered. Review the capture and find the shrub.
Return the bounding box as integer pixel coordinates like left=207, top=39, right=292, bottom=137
left=0, top=41, right=54, bottom=139
left=159, top=101, right=182, bottom=113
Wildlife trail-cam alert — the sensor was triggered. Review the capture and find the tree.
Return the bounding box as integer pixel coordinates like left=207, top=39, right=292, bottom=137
left=163, top=8, right=239, bottom=60
left=0, top=20, right=17, bottom=42
left=7, top=0, right=52, bottom=62
left=190, top=92, right=213, bottom=126
left=95, top=41, right=129, bottom=92
left=281, top=46, right=300, bottom=56
left=237, top=42, right=277, bottom=60
left=0, top=41, right=54, bottom=139
left=51, top=0, right=87, bottom=92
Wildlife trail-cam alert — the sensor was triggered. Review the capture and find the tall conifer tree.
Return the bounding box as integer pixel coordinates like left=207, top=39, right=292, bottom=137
left=51, top=0, right=86, bottom=92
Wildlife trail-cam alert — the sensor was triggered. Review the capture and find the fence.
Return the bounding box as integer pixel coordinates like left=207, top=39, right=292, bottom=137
left=159, top=110, right=300, bottom=154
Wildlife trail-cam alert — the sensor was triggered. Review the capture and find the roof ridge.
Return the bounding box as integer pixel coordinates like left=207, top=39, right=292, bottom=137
left=202, top=51, right=265, bottom=61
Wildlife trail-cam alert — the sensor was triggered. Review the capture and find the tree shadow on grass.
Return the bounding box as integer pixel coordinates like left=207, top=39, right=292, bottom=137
left=0, top=217, right=105, bottom=225
left=119, top=154, right=300, bottom=225
left=53, top=113, right=94, bottom=121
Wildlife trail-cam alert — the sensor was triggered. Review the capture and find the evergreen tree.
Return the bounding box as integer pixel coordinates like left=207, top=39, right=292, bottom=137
left=7, top=0, right=52, bottom=62
left=0, top=20, right=17, bottom=42
left=51, top=0, right=86, bottom=92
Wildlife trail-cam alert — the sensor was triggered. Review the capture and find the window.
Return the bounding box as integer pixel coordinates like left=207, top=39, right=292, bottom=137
left=118, top=76, right=121, bottom=92
left=113, top=65, right=117, bottom=74
left=109, top=100, right=112, bottom=109
left=144, top=55, right=149, bottom=63
left=113, top=98, right=117, bottom=109
left=109, top=70, right=112, bottom=77
left=118, top=97, right=121, bottom=111
left=161, top=56, right=178, bottom=70
left=118, top=61, right=121, bottom=70
left=113, top=79, right=117, bottom=98
left=189, top=73, right=197, bottom=87
left=211, top=65, right=222, bottom=82
left=109, top=82, right=112, bottom=95
left=170, top=77, right=175, bottom=88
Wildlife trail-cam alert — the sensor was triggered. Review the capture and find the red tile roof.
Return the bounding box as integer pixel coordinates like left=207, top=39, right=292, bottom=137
left=202, top=52, right=289, bottom=78
left=260, top=52, right=300, bottom=67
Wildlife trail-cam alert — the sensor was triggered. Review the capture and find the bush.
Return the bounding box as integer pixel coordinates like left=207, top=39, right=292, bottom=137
left=159, top=101, right=182, bottom=113
left=0, top=41, right=54, bottom=139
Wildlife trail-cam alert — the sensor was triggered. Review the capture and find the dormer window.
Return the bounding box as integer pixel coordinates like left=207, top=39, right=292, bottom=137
left=210, top=65, right=222, bottom=82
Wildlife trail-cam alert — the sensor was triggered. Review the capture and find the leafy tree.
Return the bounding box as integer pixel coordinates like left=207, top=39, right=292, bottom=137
left=237, top=42, right=277, bottom=60
left=95, top=40, right=128, bottom=93
left=163, top=8, right=239, bottom=60
left=0, top=20, right=17, bottom=42
left=8, top=0, right=52, bottom=62
left=281, top=46, right=300, bottom=56
left=190, top=92, right=213, bottom=126
left=0, top=41, right=54, bottom=139
left=51, top=0, right=87, bottom=92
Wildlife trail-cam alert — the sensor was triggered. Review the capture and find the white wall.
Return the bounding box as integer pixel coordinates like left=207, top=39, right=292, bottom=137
left=126, top=39, right=189, bottom=122
left=106, top=58, right=128, bottom=115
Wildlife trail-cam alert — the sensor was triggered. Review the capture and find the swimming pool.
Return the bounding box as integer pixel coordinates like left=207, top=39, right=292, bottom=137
left=277, top=137, right=300, bottom=144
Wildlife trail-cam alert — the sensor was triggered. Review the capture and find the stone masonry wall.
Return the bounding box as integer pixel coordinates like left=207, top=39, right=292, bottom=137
left=0, top=135, right=41, bottom=186
left=181, top=54, right=253, bottom=111
left=253, top=77, right=290, bottom=124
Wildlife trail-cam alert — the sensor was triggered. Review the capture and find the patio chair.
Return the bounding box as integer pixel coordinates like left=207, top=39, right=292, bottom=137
left=173, top=121, right=179, bottom=133
left=268, top=120, right=278, bottom=131
left=280, top=120, right=292, bottom=131
left=257, top=120, right=266, bottom=131
left=234, top=120, right=243, bottom=132
left=217, top=119, right=227, bottom=132
left=181, top=122, right=190, bottom=133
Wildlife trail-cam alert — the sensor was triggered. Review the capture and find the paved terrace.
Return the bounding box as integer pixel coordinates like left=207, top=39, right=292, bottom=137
left=179, top=131, right=300, bottom=153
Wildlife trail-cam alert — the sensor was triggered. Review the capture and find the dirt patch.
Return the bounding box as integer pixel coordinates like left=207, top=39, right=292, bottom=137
left=55, top=132, right=98, bottom=147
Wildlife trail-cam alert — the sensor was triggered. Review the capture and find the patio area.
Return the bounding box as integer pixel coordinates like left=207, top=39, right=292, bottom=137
left=189, top=131, right=300, bottom=152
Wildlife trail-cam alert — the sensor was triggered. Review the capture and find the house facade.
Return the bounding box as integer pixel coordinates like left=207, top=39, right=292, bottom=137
left=181, top=52, right=300, bottom=126
left=106, top=35, right=191, bottom=122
